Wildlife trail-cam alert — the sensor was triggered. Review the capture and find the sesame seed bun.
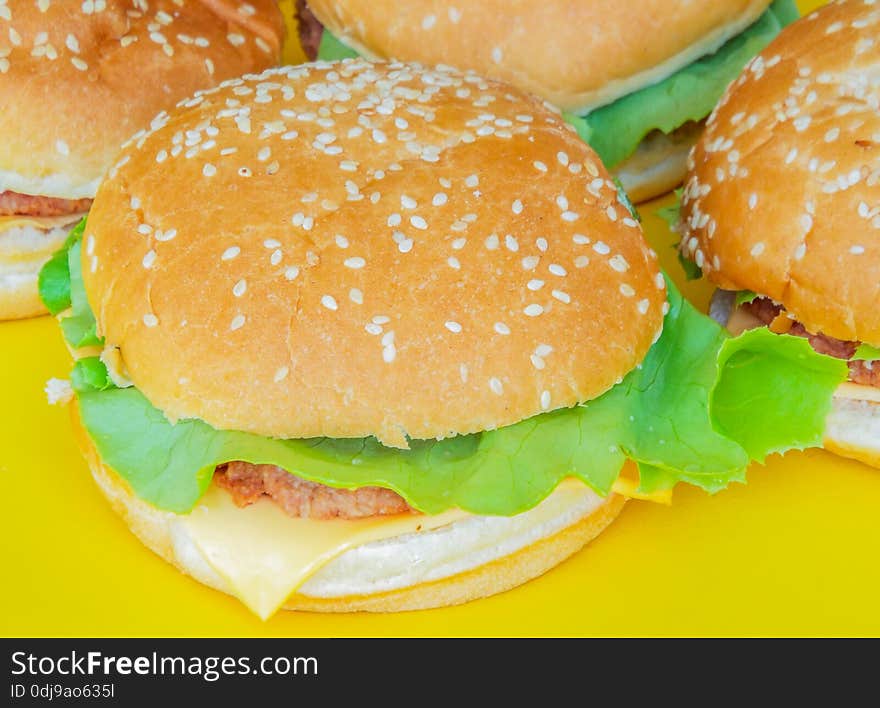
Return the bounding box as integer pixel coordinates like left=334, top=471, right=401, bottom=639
left=680, top=0, right=880, bottom=346
left=83, top=60, right=666, bottom=446
left=73, top=403, right=626, bottom=614
left=0, top=0, right=284, bottom=201
left=304, top=0, right=774, bottom=116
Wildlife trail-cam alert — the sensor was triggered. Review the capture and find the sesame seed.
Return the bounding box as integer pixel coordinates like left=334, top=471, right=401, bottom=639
left=593, top=241, right=610, bottom=255
left=619, top=284, right=635, bottom=298
left=222, top=246, right=240, bottom=261
left=143, top=314, right=159, bottom=327
left=411, top=215, right=428, bottom=230
left=851, top=245, right=865, bottom=255
left=447, top=256, right=461, bottom=269
left=527, top=279, right=544, bottom=290
left=552, top=290, right=571, bottom=304
left=561, top=211, right=579, bottom=222
left=750, top=242, right=766, bottom=257
left=489, top=377, right=503, bottom=395
left=494, top=322, right=510, bottom=335
left=401, top=195, right=417, bottom=209
left=557, top=152, right=569, bottom=166
left=350, top=288, right=363, bottom=304
left=512, top=199, right=523, bottom=214
left=533, top=161, right=547, bottom=172
left=142, top=250, right=157, bottom=269
left=540, top=391, right=551, bottom=410
left=321, top=295, right=338, bottom=311
left=574, top=256, right=590, bottom=268
left=203, top=163, right=217, bottom=177
left=274, top=367, right=289, bottom=383
left=521, top=256, right=539, bottom=270
left=549, top=263, right=567, bottom=277
left=230, top=314, right=245, bottom=331
left=654, top=273, right=666, bottom=289
left=432, top=192, right=448, bottom=206
left=556, top=195, right=568, bottom=210
left=608, top=255, right=628, bottom=273
left=465, top=174, right=479, bottom=188
left=524, top=304, right=543, bottom=317
left=445, top=321, right=462, bottom=333
left=344, top=257, right=365, bottom=269
left=232, top=280, right=247, bottom=297
left=637, top=299, right=650, bottom=315
left=284, top=266, right=300, bottom=280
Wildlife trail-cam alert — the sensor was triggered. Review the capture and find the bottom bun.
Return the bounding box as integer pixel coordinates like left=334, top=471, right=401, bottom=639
left=0, top=221, right=76, bottom=320
left=824, top=393, right=880, bottom=469
left=72, top=406, right=625, bottom=614
left=614, top=122, right=704, bottom=204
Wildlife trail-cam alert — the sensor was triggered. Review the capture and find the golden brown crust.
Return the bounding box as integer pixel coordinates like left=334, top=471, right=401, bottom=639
left=84, top=61, right=665, bottom=445
left=71, top=402, right=626, bottom=614
left=305, top=0, right=774, bottom=114
left=680, top=0, right=880, bottom=346
left=0, top=0, right=284, bottom=199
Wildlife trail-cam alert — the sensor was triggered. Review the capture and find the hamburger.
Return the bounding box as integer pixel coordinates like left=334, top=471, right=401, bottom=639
left=43, top=59, right=844, bottom=618
left=0, top=0, right=284, bottom=320
left=678, top=0, right=880, bottom=468
left=294, top=0, right=800, bottom=202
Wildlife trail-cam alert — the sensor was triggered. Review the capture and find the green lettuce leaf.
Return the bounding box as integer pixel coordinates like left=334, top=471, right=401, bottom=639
left=73, top=274, right=846, bottom=515
left=39, top=224, right=103, bottom=348
left=852, top=343, right=880, bottom=362
left=317, top=29, right=360, bottom=61
left=566, top=0, right=798, bottom=167
left=735, top=290, right=759, bottom=306
left=71, top=357, right=115, bottom=394
left=711, top=328, right=848, bottom=459
left=37, top=217, right=86, bottom=315
left=59, top=239, right=102, bottom=348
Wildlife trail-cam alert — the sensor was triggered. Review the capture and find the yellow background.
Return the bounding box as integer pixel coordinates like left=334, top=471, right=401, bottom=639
left=5, top=0, right=875, bottom=638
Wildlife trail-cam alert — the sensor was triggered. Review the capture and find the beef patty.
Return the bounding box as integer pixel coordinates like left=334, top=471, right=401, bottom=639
left=214, top=461, right=412, bottom=520
left=296, top=0, right=324, bottom=61
left=0, top=191, right=92, bottom=217
left=743, top=297, right=880, bottom=387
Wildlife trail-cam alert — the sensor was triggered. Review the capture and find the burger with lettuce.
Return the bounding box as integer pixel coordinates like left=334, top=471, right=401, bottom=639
left=42, top=60, right=844, bottom=619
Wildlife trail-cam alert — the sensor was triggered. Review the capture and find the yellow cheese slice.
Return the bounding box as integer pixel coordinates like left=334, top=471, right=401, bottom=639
left=182, top=477, right=636, bottom=619
left=0, top=213, right=82, bottom=232
left=182, top=485, right=470, bottom=619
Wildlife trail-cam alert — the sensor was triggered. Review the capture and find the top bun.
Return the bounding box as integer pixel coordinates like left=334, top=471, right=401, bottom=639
left=84, top=60, right=666, bottom=447
left=304, top=0, right=774, bottom=115
left=0, top=0, right=284, bottom=199
left=680, top=0, right=880, bottom=346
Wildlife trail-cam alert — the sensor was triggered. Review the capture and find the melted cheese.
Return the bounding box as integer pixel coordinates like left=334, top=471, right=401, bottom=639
left=181, top=485, right=470, bottom=619
left=181, top=477, right=654, bottom=619
left=0, top=213, right=81, bottom=232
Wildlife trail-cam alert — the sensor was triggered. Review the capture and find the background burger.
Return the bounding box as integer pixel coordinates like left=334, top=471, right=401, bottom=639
left=43, top=59, right=843, bottom=618
left=678, top=0, right=880, bottom=467
left=295, top=0, right=799, bottom=202
left=0, top=0, right=284, bottom=320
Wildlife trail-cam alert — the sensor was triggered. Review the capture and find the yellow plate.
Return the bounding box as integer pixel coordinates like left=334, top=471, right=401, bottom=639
left=6, top=0, right=875, bottom=638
